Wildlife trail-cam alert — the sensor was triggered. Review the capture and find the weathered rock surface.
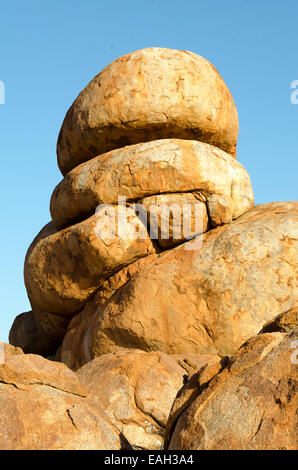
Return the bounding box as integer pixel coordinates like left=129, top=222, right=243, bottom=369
left=6, top=45, right=297, bottom=452
left=56, top=254, right=157, bottom=370
left=57, top=48, right=238, bottom=175
left=166, top=323, right=298, bottom=450
left=76, top=349, right=220, bottom=449
left=51, top=139, right=253, bottom=230
left=0, top=342, right=24, bottom=360
left=0, top=348, right=122, bottom=449
left=9, top=310, right=62, bottom=356
left=10, top=255, right=157, bottom=360
left=260, top=306, right=298, bottom=334
left=58, top=202, right=298, bottom=363
left=139, top=192, right=209, bottom=249
left=24, top=207, right=155, bottom=316
left=164, top=357, right=229, bottom=446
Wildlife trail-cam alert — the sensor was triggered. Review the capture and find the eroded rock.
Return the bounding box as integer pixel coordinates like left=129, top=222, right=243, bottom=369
left=24, top=208, right=155, bottom=316
left=0, top=349, right=122, bottom=450
left=76, top=349, right=220, bottom=449
left=166, top=327, right=298, bottom=450
left=9, top=310, right=61, bottom=357
left=57, top=202, right=298, bottom=363
left=57, top=48, right=238, bottom=175
left=51, top=139, right=253, bottom=230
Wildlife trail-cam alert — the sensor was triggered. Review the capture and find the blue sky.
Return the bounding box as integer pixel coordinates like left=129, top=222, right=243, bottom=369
left=0, top=0, right=297, bottom=341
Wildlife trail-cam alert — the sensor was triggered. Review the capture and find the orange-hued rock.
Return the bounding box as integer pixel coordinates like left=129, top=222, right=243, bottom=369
left=139, top=192, right=210, bottom=249
left=24, top=207, right=155, bottom=316
left=9, top=310, right=62, bottom=356
left=164, top=357, right=228, bottom=447
left=260, top=306, right=298, bottom=333
left=76, top=349, right=220, bottom=449
left=56, top=255, right=157, bottom=370
left=10, top=255, right=157, bottom=360
left=87, top=253, right=157, bottom=306
left=51, top=139, right=253, bottom=230
left=8, top=44, right=298, bottom=452
left=0, top=341, right=24, bottom=359
left=0, top=350, right=122, bottom=449
left=61, top=202, right=298, bottom=362
left=57, top=48, right=238, bottom=175
left=166, top=324, right=298, bottom=450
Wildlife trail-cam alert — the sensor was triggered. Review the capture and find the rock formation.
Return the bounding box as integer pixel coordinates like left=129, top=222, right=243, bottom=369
left=0, top=345, right=122, bottom=450
left=165, top=310, right=298, bottom=450
left=57, top=201, right=298, bottom=368
left=5, top=47, right=297, bottom=450
left=57, top=48, right=239, bottom=175
left=76, top=350, right=220, bottom=449
left=51, top=139, right=252, bottom=229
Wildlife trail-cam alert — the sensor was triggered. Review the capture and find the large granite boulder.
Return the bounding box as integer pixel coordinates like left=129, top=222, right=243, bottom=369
left=166, top=310, right=298, bottom=450
left=51, top=139, right=253, bottom=230
left=24, top=209, right=155, bottom=316
left=56, top=202, right=298, bottom=366
left=0, top=345, right=122, bottom=449
left=76, top=349, right=221, bottom=450
left=9, top=310, right=61, bottom=356
left=57, top=48, right=238, bottom=175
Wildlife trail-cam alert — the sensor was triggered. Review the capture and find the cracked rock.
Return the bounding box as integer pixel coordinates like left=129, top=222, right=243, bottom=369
left=166, top=328, right=298, bottom=450
left=59, top=202, right=298, bottom=363
left=0, top=345, right=122, bottom=450
left=57, top=48, right=239, bottom=175
left=76, top=349, right=220, bottom=449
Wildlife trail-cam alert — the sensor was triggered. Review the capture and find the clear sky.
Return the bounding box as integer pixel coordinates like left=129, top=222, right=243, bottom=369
left=0, top=0, right=297, bottom=342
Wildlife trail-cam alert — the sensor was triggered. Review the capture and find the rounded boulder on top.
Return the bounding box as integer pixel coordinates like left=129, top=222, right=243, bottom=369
left=57, top=47, right=239, bottom=175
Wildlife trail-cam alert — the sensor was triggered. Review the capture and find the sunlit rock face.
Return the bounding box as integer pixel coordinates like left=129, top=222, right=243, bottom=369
left=7, top=48, right=297, bottom=451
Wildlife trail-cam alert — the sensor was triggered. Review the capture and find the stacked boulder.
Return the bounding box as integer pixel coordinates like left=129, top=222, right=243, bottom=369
left=6, top=48, right=298, bottom=450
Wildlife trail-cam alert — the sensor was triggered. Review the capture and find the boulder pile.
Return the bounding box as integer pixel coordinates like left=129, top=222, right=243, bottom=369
left=4, top=48, right=297, bottom=450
